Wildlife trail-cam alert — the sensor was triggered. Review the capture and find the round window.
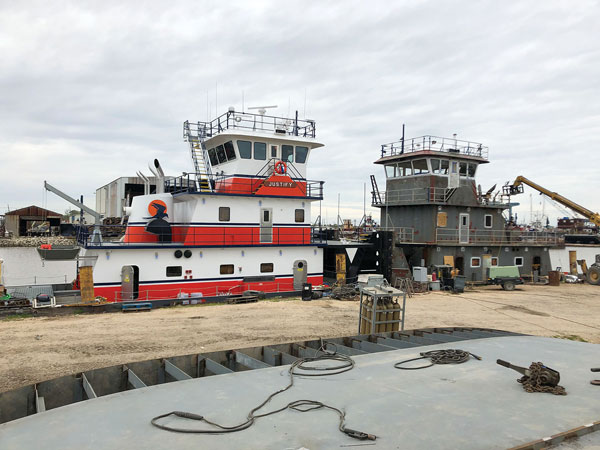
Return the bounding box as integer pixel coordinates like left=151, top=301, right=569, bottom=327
left=184, top=250, right=192, bottom=258
left=297, top=262, right=304, bottom=269
left=174, top=250, right=183, bottom=258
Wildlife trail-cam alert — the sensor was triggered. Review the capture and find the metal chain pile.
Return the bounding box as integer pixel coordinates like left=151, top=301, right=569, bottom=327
left=518, top=362, right=567, bottom=395
left=331, top=285, right=358, bottom=300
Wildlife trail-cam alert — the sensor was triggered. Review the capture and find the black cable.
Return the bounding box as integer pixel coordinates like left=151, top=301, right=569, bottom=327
left=394, top=349, right=482, bottom=370
left=151, top=342, right=376, bottom=441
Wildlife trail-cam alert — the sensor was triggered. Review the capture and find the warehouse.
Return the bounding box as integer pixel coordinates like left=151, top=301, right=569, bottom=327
left=4, top=206, right=62, bottom=237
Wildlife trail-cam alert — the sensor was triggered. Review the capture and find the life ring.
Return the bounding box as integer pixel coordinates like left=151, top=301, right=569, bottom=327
left=274, top=160, right=287, bottom=175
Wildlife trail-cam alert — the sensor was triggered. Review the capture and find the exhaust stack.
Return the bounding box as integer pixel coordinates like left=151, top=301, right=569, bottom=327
left=148, top=159, right=165, bottom=194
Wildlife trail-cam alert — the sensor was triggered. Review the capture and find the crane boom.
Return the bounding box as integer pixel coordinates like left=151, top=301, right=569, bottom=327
left=44, top=181, right=103, bottom=243
left=507, top=176, right=600, bottom=226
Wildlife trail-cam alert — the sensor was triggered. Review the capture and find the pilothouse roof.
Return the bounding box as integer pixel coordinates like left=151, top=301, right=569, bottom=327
left=376, top=135, right=489, bottom=165
left=185, top=109, right=322, bottom=148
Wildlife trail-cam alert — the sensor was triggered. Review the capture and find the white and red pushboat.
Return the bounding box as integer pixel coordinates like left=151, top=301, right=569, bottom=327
left=81, top=109, right=324, bottom=302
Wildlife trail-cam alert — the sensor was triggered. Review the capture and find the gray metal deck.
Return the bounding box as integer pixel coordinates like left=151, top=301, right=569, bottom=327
left=1, top=329, right=600, bottom=449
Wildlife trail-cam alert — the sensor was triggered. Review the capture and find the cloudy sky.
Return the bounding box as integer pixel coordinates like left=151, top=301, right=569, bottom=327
left=1, top=0, right=599, bottom=225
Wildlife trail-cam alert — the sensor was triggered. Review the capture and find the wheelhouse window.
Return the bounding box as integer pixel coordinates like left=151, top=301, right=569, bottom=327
left=295, top=209, right=305, bottom=222
left=491, top=257, right=499, bottom=266
left=208, top=148, right=218, bottom=166
left=295, top=146, right=308, bottom=163
left=254, top=142, right=266, bottom=160
left=471, top=257, right=481, bottom=268
left=467, top=163, right=477, bottom=177
left=282, top=145, right=294, bottom=163
left=440, top=160, right=449, bottom=174
left=484, top=214, right=493, bottom=228
left=397, top=160, right=412, bottom=177
left=224, top=141, right=236, bottom=161
left=385, top=164, right=397, bottom=178
left=220, top=264, right=234, bottom=274
left=412, top=159, right=429, bottom=175
left=459, top=162, right=468, bottom=176
left=431, top=159, right=441, bottom=174
left=260, top=263, right=274, bottom=273
left=219, top=207, right=230, bottom=222
left=271, top=145, right=278, bottom=158
left=166, top=266, right=182, bottom=277
left=514, top=257, right=524, bottom=267
left=216, top=145, right=227, bottom=164
left=237, top=140, right=252, bottom=159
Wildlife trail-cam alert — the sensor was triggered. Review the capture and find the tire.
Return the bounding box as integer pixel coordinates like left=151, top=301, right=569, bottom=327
left=587, top=266, right=600, bottom=286
left=502, top=281, right=515, bottom=291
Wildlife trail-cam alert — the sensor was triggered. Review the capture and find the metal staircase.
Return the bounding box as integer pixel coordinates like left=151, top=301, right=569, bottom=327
left=183, top=121, right=213, bottom=192
left=444, top=187, right=457, bottom=203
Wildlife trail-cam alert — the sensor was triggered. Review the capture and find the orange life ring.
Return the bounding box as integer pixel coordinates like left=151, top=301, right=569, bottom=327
left=274, top=160, right=287, bottom=175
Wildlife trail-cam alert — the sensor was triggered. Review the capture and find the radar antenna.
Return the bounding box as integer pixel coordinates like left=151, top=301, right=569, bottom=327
left=248, top=105, right=278, bottom=116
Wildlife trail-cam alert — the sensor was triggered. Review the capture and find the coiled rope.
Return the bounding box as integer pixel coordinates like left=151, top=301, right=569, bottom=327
left=394, top=349, right=482, bottom=370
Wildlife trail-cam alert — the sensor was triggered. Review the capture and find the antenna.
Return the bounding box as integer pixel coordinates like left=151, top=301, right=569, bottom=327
left=248, top=105, right=278, bottom=115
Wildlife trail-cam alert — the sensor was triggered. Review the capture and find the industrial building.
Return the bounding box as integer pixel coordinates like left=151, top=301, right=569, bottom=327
left=95, top=176, right=163, bottom=219
left=4, top=206, right=62, bottom=237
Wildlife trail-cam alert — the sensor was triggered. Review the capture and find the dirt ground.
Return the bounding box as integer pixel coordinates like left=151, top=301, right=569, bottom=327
left=2, top=283, right=600, bottom=393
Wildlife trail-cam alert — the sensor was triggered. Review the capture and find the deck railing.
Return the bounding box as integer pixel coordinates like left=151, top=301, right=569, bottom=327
left=372, top=187, right=507, bottom=208
left=165, top=172, right=324, bottom=199
left=77, top=225, right=327, bottom=248
left=185, top=111, right=316, bottom=140
left=435, top=228, right=562, bottom=245
left=380, top=135, right=489, bottom=160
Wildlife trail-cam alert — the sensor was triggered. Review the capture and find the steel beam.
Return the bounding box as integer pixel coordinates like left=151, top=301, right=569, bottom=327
left=201, top=357, right=233, bottom=375
left=234, top=351, right=271, bottom=370
left=81, top=373, right=97, bottom=399
left=262, top=346, right=299, bottom=366
left=126, top=368, right=147, bottom=389
left=375, top=336, right=420, bottom=349
left=164, top=360, right=192, bottom=381
left=34, top=386, right=45, bottom=413
left=351, top=339, right=395, bottom=353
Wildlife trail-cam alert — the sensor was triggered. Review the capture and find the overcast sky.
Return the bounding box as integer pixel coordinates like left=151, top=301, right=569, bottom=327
left=1, top=0, right=599, bottom=225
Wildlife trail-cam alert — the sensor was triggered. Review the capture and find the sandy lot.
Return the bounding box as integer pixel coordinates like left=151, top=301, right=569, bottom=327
left=2, top=283, right=600, bottom=393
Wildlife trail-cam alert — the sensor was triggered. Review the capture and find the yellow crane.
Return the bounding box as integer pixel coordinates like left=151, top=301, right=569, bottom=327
left=505, top=176, right=600, bottom=227
left=505, top=176, right=600, bottom=285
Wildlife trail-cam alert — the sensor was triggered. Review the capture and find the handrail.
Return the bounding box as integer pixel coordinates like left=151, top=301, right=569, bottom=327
left=435, top=228, right=562, bottom=245
left=372, top=187, right=507, bottom=207
left=380, top=135, right=488, bottom=160
left=164, top=172, right=322, bottom=198
left=76, top=224, right=327, bottom=248
left=185, top=111, right=316, bottom=140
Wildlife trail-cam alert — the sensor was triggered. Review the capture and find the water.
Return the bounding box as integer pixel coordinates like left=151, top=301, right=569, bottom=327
left=0, top=247, right=77, bottom=286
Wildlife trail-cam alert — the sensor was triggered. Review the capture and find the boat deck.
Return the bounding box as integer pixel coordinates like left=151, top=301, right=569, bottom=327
left=1, top=332, right=600, bottom=449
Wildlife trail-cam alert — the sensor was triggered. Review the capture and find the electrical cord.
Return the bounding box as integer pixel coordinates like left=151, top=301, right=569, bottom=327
left=394, top=349, right=482, bottom=370
left=151, top=342, right=376, bottom=441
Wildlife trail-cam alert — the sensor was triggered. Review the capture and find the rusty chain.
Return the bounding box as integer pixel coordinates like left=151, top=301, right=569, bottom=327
left=517, top=362, right=567, bottom=395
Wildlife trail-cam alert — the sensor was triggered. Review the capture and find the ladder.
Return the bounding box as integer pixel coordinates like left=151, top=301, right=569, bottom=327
left=370, top=175, right=382, bottom=205
left=183, top=121, right=212, bottom=192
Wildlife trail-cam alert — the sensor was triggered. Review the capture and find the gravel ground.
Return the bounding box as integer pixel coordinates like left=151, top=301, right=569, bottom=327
left=1, top=283, right=599, bottom=392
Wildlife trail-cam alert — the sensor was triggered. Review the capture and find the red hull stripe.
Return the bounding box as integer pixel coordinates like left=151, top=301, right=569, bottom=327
left=93, top=275, right=324, bottom=302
